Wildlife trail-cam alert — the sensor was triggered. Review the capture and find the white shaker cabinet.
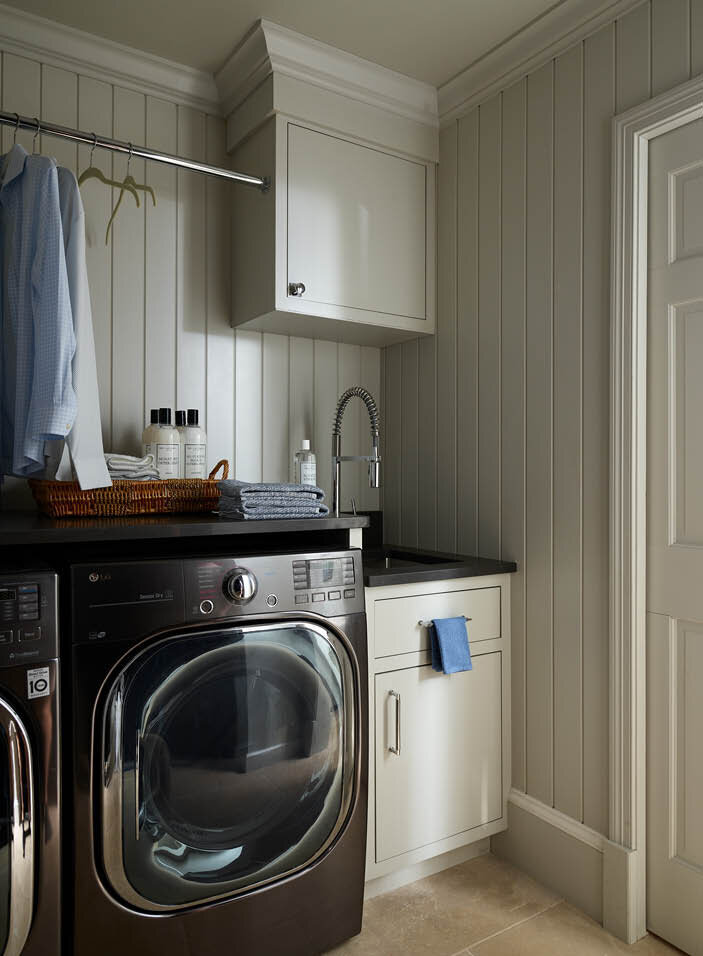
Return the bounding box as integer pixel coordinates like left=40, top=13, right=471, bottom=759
left=375, top=654, right=503, bottom=862
left=287, top=125, right=427, bottom=322
left=231, top=116, right=436, bottom=347
left=365, top=575, right=511, bottom=882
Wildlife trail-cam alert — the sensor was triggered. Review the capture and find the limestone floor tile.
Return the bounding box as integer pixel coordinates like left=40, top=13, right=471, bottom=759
left=327, top=854, right=560, bottom=956
left=466, top=901, right=684, bottom=956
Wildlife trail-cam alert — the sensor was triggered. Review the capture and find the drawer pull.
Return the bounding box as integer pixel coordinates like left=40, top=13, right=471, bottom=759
left=418, top=615, right=471, bottom=628
left=388, top=690, right=401, bottom=756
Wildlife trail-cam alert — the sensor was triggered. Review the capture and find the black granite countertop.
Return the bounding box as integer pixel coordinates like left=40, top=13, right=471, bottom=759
left=0, top=510, right=368, bottom=547
left=362, top=545, right=516, bottom=587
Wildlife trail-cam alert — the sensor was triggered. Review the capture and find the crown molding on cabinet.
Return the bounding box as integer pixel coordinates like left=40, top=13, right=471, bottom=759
left=0, top=2, right=221, bottom=113
left=438, top=0, right=645, bottom=123
left=216, top=19, right=439, bottom=130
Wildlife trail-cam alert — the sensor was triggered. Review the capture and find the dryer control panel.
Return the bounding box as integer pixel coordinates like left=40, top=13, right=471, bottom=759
left=0, top=572, right=58, bottom=666
left=184, top=550, right=365, bottom=623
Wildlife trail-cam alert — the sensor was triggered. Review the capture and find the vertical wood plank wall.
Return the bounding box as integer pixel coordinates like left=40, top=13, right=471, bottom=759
left=383, top=0, right=703, bottom=836
left=0, top=46, right=381, bottom=510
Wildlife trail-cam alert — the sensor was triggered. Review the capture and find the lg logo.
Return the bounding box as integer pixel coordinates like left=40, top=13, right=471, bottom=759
left=88, top=571, right=111, bottom=583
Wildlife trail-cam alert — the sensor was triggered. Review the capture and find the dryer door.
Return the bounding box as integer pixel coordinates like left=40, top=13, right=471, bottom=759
left=0, top=697, right=34, bottom=956
left=99, top=619, right=358, bottom=912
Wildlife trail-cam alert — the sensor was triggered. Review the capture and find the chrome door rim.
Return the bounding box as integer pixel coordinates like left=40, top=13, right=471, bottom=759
left=97, top=615, right=360, bottom=913
left=0, top=695, right=34, bottom=956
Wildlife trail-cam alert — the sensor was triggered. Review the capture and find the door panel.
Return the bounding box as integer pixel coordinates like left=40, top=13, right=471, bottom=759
left=99, top=621, right=357, bottom=911
left=287, top=124, right=427, bottom=320
left=647, top=116, right=703, bottom=955
left=374, top=653, right=502, bottom=862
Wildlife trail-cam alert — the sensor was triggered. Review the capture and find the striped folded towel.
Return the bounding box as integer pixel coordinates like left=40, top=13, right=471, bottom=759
left=217, top=479, right=328, bottom=520
left=104, top=453, right=160, bottom=481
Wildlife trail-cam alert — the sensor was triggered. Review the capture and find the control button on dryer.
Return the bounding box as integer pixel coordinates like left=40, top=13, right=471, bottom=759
left=0, top=630, right=12, bottom=644
left=327, top=590, right=341, bottom=601
left=266, top=594, right=278, bottom=607
left=295, top=594, right=309, bottom=605
left=199, top=599, right=214, bottom=615
left=312, top=592, right=325, bottom=603
left=343, top=588, right=356, bottom=599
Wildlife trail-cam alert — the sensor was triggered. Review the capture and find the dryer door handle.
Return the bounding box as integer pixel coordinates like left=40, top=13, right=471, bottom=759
left=0, top=700, right=35, bottom=956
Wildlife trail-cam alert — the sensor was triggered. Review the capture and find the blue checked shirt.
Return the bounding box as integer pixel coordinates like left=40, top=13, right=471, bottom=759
left=0, top=144, right=76, bottom=477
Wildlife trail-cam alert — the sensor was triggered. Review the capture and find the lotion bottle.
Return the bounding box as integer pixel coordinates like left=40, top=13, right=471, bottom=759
left=141, top=409, right=159, bottom=460
left=294, top=439, right=317, bottom=486
left=183, top=409, right=207, bottom=479
left=156, top=408, right=180, bottom=479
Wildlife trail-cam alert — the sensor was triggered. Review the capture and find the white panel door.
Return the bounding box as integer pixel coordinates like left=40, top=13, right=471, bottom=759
left=374, top=654, right=502, bottom=863
left=647, top=116, right=703, bottom=956
left=287, top=125, right=426, bottom=320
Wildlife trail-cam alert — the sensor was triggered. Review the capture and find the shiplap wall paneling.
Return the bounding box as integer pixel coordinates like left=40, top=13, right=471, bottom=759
left=553, top=43, right=584, bottom=823
left=456, top=109, right=478, bottom=557
left=417, top=335, right=437, bottom=550
left=500, top=78, right=526, bottom=793
left=581, top=24, right=614, bottom=836
left=477, top=95, right=501, bottom=560
left=383, top=344, right=402, bottom=544
left=358, top=346, right=382, bottom=512
left=436, top=124, right=458, bottom=553
left=524, top=61, right=554, bottom=809
left=313, top=340, right=338, bottom=503
left=145, top=97, right=178, bottom=435
left=400, top=339, right=419, bottom=547
left=111, top=87, right=146, bottom=454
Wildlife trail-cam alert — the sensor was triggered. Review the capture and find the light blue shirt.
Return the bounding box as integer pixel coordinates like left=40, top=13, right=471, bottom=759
left=0, top=144, right=76, bottom=477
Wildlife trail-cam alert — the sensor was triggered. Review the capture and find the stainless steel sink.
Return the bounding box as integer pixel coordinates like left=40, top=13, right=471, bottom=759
left=364, top=548, right=455, bottom=570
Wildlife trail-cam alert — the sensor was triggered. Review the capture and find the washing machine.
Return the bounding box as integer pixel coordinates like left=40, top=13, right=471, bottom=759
left=0, top=571, right=61, bottom=956
left=69, top=549, right=367, bottom=956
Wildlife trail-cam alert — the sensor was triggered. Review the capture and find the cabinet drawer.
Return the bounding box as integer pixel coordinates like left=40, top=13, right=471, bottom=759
left=373, top=587, right=500, bottom=659
left=374, top=654, right=503, bottom=862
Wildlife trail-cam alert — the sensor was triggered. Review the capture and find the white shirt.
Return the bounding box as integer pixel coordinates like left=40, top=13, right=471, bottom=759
left=46, top=168, right=111, bottom=488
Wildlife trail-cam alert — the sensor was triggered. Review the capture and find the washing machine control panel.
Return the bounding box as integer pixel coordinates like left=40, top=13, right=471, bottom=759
left=0, top=572, right=58, bottom=667
left=184, top=550, right=364, bottom=622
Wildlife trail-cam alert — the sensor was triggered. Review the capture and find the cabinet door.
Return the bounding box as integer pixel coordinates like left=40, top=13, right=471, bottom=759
left=374, top=654, right=502, bottom=862
left=287, top=124, right=427, bottom=320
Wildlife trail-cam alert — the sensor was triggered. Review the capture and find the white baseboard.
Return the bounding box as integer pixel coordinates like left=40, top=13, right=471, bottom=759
left=364, top=840, right=489, bottom=900
left=508, top=789, right=607, bottom=852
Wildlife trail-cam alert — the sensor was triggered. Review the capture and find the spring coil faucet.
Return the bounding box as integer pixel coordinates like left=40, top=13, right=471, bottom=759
left=332, top=386, right=381, bottom=517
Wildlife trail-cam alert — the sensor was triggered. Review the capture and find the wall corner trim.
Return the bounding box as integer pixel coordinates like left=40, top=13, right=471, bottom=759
left=437, top=0, right=644, bottom=123
left=216, top=19, right=439, bottom=129
left=508, top=789, right=606, bottom=853
left=0, top=2, right=221, bottom=112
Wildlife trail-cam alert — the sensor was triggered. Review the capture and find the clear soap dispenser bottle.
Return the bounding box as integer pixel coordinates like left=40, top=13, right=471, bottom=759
left=294, top=439, right=317, bottom=486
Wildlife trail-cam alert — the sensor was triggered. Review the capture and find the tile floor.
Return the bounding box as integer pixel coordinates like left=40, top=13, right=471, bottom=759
left=329, top=854, right=682, bottom=956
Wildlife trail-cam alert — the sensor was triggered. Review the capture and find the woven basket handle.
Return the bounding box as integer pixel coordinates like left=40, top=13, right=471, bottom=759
left=209, top=459, right=229, bottom=480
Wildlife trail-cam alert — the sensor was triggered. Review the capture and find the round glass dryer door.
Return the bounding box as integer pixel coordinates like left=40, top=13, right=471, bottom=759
left=99, top=621, right=358, bottom=911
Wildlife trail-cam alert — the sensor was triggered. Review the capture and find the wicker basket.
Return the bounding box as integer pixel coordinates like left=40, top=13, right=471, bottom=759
left=29, top=460, right=229, bottom=518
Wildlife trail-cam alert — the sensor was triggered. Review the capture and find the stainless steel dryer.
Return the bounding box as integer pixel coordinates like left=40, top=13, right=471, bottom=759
left=70, top=549, right=367, bottom=956
left=0, top=571, right=60, bottom=956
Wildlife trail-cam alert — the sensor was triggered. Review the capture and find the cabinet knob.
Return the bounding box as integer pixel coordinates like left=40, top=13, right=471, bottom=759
left=288, top=282, right=306, bottom=297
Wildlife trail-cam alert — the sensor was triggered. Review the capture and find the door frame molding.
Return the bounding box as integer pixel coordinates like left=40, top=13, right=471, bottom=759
left=610, top=73, right=703, bottom=943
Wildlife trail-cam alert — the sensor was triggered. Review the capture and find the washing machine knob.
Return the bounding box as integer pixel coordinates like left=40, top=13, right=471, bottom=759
left=224, top=568, right=257, bottom=604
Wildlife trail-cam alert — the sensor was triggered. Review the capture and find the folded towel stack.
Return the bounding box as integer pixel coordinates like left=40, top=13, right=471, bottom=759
left=104, top=453, right=160, bottom=481
left=218, top=479, right=329, bottom=520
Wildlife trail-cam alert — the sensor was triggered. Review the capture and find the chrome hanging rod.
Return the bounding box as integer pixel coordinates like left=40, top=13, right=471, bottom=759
left=0, top=109, right=270, bottom=192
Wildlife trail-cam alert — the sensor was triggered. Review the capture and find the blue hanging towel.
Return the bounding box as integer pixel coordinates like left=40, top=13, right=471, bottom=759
left=430, top=617, right=473, bottom=674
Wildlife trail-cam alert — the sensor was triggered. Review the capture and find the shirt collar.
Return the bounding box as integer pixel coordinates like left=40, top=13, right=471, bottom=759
left=0, top=144, right=29, bottom=189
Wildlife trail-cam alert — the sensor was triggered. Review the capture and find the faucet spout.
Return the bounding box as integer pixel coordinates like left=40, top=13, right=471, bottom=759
left=331, top=386, right=382, bottom=516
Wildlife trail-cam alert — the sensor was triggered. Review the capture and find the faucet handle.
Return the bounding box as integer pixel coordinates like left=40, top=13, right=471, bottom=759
left=368, top=457, right=381, bottom=488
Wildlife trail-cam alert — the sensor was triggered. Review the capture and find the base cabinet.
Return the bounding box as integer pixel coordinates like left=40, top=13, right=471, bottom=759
left=365, top=575, right=511, bottom=882
left=375, top=654, right=502, bottom=862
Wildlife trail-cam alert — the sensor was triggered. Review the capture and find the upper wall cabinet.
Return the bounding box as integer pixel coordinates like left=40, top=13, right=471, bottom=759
left=219, top=20, right=439, bottom=347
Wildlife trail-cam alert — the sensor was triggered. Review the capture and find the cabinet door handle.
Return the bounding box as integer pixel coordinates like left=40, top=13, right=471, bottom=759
left=388, top=690, right=401, bottom=756
left=288, top=281, right=306, bottom=297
